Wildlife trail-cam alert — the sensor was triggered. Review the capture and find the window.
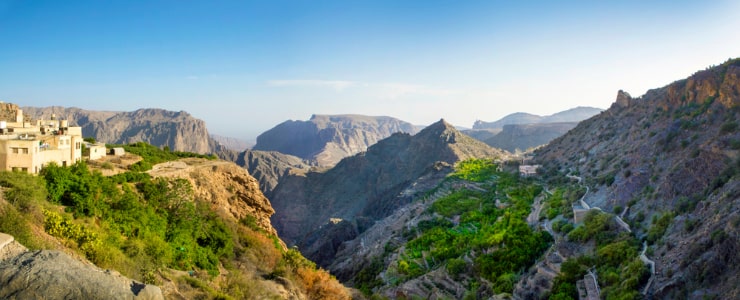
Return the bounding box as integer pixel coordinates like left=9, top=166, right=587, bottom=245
left=11, top=148, right=18, bottom=154
left=22, top=148, right=28, bottom=154
left=21, top=167, right=27, bottom=172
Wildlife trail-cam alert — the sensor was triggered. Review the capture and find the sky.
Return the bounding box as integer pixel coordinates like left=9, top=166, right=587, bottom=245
left=1, top=1, right=739, bottom=140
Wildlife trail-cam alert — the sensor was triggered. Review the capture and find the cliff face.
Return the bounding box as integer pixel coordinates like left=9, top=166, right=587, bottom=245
left=253, top=114, right=418, bottom=166
left=22, top=107, right=220, bottom=154
left=535, top=59, right=740, bottom=298
left=269, top=120, right=507, bottom=267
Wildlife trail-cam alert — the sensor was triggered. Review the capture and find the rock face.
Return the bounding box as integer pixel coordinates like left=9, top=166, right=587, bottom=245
left=253, top=114, right=418, bottom=166
left=269, top=119, right=506, bottom=267
left=535, top=58, right=740, bottom=298
left=0, top=233, right=163, bottom=300
left=22, top=106, right=223, bottom=154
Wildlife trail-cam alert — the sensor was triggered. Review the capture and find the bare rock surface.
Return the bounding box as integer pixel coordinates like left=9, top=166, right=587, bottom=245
left=0, top=233, right=163, bottom=300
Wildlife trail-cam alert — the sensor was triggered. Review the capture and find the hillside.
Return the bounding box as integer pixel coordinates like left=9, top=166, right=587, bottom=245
left=535, top=59, right=740, bottom=298
left=22, top=106, right=225, bottom=154
left=0, top=144, right=351, bottom=299
left=269, top=119, right=507, bottom=268
left=253, top=114, right=418, bottom=166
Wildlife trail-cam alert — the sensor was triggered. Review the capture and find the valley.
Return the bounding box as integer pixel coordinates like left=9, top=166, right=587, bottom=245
left=0, top=58, right=739, bottom=299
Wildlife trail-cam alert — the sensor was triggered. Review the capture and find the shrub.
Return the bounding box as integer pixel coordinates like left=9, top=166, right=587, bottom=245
left=720, top=121, right=738, bottom=134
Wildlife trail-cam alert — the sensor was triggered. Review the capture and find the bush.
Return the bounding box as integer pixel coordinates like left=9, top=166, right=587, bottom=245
left=0, top=204, right=41, bottom=249
left=446, top=258, right=467, bottom=277
left=720, top=121, right=738, bottom=134
left=0, top=171, right=48, bottom=212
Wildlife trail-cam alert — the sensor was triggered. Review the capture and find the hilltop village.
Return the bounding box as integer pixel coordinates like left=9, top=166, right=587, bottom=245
left=0, top=103, right=114, bottom=173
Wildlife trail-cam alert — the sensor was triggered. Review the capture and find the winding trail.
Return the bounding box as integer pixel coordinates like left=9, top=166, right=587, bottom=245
left=640, top=241, right=656, bottom=295
left=566, top=174, right=658, bottom=296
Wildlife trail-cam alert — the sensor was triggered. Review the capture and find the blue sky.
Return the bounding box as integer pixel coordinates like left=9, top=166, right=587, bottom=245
left=1, top=1, right=739, bottom=140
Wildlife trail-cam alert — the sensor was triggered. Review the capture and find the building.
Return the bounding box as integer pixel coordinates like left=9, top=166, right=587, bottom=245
left=0, top=108, right=83, bottom=174
left=519, top=164, right=541, bottom=177
left=84, top=142, right=107, bottom=161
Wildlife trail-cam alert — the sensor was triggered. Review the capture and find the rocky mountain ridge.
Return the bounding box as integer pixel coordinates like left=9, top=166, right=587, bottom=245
left=472, top=106, right=603, bottom=130
left=269, top=119, right=508, bottom=267
left=253, top=114, right=418, bottom=166
left=466, top=106, right=602, bottom=152
left=21, top=106, right=225, bottom=154
left=535, top=58, right=740, bottom=298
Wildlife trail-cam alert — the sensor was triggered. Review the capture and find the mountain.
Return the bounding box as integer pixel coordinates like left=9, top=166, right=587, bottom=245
left=252, top=114, right=418, bottom=166
left=269, top=119, right=507, bottom=267
left=535, top=59, right=740, bottom=298
left=231, top=149, right=313, bottom=198
left=21, top=106, right=224, bottom=154
left=209, top=134, right=253, bottom=151
left=465, top=107, right=603, bottom=152
left=483, top=122, right=580, bottom=152
left=472, top=106, right=603, bottom=130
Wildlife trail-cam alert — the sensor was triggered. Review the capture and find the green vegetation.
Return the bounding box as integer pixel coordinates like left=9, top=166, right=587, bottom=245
left=113, top=142, right=216, bottom=171
left=387, top=159, right=552, bottom=294
left=647, top=212, right=674, bottom=244
left=541, top=187, right=583, bottom=220
left=451, top=158, right=499, bottom=182
left=552, top=210, right=649, bottom=299
left=0, top=142, right=348, bottom=299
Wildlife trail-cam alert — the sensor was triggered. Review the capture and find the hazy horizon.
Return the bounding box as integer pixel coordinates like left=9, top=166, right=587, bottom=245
left=2, top=1, right=739, bottom=140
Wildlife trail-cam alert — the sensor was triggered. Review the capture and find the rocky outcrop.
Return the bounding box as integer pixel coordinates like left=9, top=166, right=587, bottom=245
left=613, top=90, right=633, bottom=108
left=148, top=158, right=278, bottom=236
left=0, top=232, right=163, bottom=300
left=270, top=119, right=507, bottom=267
left=253, top=114, right=418, bottom=166
left=535, top=58, right=740, bottom=297
left=22, top=106, right=222, bottom=154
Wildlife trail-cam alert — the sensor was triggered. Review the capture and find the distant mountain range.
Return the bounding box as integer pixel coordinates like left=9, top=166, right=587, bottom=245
left=465, top=106, right=603, bottom=151
left=210, top=134, right=253, bottom=151
left=253, top=114, right=418, bottom=167
left=472, top=106, right=603, bottom=130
